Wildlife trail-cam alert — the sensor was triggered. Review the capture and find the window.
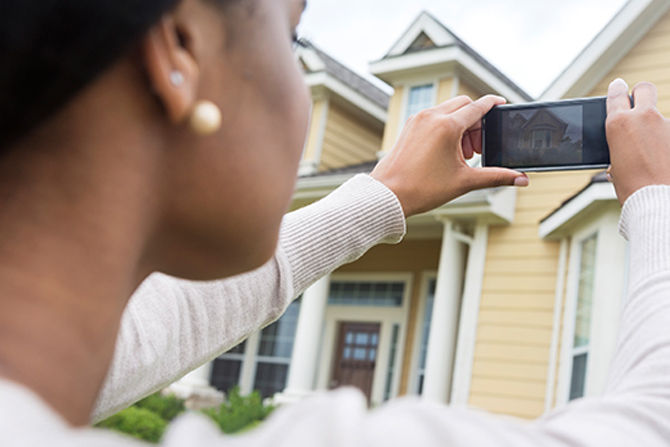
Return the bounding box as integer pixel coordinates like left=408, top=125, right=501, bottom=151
left=253, top=298, right=301, bottom=399
left=383, top=324, right=401, bottom=401
left=406, top=85, right=435, bottom=120
left=328, top=281, right=405, bottom=307
left=416, top=279, right=436, bottom=394
left=533, top=130, right=552, bottom=148
left=210, top=341, right=246, bottom=394
left=210, top=299, right=301, bottom=399
left=569, top=234, right=597, bottom=400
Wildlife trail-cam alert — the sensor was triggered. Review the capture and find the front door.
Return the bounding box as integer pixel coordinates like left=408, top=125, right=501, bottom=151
left=330, top=322, right=380, bottom=402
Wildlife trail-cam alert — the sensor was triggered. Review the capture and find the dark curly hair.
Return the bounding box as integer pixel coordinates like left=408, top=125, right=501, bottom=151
left=0, top=0, right=236, bottom=150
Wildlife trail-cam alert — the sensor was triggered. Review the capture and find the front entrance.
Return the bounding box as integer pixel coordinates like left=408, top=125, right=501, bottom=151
left=330, top=322, right=381, bottom=402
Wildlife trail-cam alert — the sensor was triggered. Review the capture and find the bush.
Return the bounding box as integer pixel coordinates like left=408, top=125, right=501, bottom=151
left=200, top=387, right=275, bottom=435
left=96, top=406, right=168, bottom=444
left=135, top=393, right=185, bottom=422
left=96, top=388, right=275, bottom=442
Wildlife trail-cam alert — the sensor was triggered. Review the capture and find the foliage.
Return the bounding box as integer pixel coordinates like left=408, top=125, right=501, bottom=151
left=95, top=406, right=168, bottom=444
left=135, top=392, right=186, bottom=422
left=96, top=388, right=275, bottom=443
left=200, top=387, right=275, bottom=435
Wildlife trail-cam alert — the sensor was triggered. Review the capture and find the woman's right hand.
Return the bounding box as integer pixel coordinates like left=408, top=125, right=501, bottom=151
left=607, top=79, right=670, bottom=205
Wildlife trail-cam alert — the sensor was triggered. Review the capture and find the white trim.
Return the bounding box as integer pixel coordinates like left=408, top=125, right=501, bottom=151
left=304, top=72, right=388, bottom=123
left=450, top=221, right=489, bottom=407
left=395, top=80, right=440, bottom=142
left=539, top=182, right=617, bottom=240
left=370, top=46, right=528, bottom=104
left=315, top=273, right=413, bottom=406
left=407, top=272, right=438, bottom=395
left=541, top=0, right=670, bottom=100
left=544, top=237, right=569, bottom=413
left=386, top=12, right=458, bottom=57
left=555, top=206, right=627, bottom=406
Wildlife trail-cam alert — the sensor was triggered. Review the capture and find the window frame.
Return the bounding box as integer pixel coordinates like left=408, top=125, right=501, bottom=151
left=408, top=272, right=438, bottom=395
left=398, top=80, right=439, bottom=138
left=555, top=207, right=628, bottom=407
left=211, top=298, right=302, bottom=398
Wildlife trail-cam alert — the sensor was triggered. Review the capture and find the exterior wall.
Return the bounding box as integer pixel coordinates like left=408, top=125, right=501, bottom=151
left=336, top=238, right=441, bottom=395
left=320, top=103, right=383, bottom=171
left=458, top=80, right=485, bottom=100
left=587, top=9, right=670, bottom=115
left=302, top=99, right=328, bottom=165
left=437, top=77, right=455, bottom=104
left=470, top=171, right=596, bottom=419
left=380, top=86, right=405, bottom=154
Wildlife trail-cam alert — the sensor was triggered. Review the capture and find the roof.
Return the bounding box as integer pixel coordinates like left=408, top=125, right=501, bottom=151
left=541, top=0, right=670, bottom=99
left=372, top=11, right=532, bottom=102
left=299, top=41, right=390, bottom=110
left=541, top=171, right=609, bottom=224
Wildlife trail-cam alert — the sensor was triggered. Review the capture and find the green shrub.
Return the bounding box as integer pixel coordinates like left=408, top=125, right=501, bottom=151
left=96, top=406, right=167, bottom=444
left=200, top=387, right=275, bottom=435
left=135, top=393, right=186, bottom=422
left=96, top=388, right=274, bottom=442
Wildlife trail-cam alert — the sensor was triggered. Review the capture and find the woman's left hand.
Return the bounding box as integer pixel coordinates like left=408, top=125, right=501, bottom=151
left=371, top=95, right=529, bottom=218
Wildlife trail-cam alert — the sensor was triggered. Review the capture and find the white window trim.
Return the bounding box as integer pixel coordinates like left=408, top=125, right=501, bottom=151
left=315, top=273, right=413, bottom=406
left=408, top=271, right=438, bottom=395
left=555, top=206, right=628, bottom=407
left=397, top=80, right=439, bottom=140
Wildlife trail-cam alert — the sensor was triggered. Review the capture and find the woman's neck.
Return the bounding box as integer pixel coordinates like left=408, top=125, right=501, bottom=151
left=0, top=77, right=163, bottom=425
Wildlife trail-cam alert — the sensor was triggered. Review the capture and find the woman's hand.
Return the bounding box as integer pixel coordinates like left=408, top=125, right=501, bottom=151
left=371, top=95, right=529, bottom=218
left=607, top=79, right=670, bottom=206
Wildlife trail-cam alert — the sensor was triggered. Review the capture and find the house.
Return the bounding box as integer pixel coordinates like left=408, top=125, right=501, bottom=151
left=173, top=0, right=670, bottom=419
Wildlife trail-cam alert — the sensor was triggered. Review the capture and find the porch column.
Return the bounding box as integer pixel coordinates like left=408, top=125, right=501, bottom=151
left=423, top=218, right=466, bottom=403
left=275, top=273, right=331, bottom=403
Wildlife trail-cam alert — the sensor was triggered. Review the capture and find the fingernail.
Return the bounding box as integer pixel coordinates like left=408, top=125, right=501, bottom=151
left=514, top=176, right=530, bottom=187
left=611, top=78, right=627, bottom=88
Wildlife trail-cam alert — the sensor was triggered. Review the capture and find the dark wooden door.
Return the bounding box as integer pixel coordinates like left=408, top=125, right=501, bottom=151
left=330, top=322, right=381, bottom=402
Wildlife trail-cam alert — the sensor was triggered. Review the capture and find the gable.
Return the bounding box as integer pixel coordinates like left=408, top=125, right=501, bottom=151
left=586, top=8, right=670, bottom=116
left=385, top=11, right=458, bottom=58
left=406, top=32, right=438, bottom=54
left=542, top=0, right=670, bottom=99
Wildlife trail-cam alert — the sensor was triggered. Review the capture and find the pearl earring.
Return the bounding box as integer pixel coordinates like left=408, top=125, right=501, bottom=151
left=169, top=71, right=185, bottom=87
left=189, top=100, right=222, bottom=136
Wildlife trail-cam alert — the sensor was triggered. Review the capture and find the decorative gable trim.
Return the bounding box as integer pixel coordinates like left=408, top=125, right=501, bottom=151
left=541, top=0, right=670, bottom=100
left=386, top=12, right=458, bottom=57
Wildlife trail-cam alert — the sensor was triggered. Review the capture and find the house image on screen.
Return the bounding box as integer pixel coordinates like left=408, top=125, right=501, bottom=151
left=171, top=0, right=670, bottom=419
left=504, top=109, right=582, bottom=166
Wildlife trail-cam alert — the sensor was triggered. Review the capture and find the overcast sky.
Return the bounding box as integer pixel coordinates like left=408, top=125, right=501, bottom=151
left=298, top=0, right=630, bottom=98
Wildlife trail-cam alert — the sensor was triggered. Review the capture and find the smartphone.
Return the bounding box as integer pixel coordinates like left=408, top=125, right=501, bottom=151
left=482, top=96, right=610, bottom=172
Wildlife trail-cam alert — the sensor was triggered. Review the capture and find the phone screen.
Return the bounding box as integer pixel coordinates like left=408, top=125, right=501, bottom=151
left=483, top=97, right=610, bottom=171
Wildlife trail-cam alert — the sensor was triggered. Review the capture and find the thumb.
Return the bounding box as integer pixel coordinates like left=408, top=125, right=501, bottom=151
left=466, top=168, right=529, bottom=191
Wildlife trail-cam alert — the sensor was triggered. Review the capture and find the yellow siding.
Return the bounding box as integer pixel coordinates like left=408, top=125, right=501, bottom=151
left=337, top=239, right=441, bottom=395
left=587, top=9, right=670, bottom=117
left=471, top=170, right=596, bottom=418
left=303, top=100, right=327, bottom=163
left=380, top=87, right=405, bottom=154
left=319, top=103, right=383, bottom=171
left=458, top=80, right=485, bottom=100
left=437, top=77, right=455, bottom=104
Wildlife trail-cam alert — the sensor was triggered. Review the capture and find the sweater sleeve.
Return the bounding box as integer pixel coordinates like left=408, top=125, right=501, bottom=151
left=90, top=175, right=406, bottom=423
left=147, top=184, right=670, bottom=447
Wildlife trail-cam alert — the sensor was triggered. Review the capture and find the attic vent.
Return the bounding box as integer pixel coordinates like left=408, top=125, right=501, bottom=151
left=406, top=32, right=437, bottom=53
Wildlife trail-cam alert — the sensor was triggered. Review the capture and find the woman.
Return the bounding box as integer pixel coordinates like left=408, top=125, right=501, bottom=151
left=1, top=0, right=670, bottom=445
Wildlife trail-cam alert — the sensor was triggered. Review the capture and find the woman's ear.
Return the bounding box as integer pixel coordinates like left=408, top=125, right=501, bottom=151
left=142, top=16, right=200, bottom=124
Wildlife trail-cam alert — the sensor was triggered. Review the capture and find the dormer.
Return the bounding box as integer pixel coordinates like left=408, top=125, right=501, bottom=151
left=296, top=43, right=390, bottom=176
left=370, top=12, right=532, bottom=158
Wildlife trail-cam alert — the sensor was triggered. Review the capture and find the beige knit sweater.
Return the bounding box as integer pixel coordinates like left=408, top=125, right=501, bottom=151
left=2, top=175, right=670, bottom=446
